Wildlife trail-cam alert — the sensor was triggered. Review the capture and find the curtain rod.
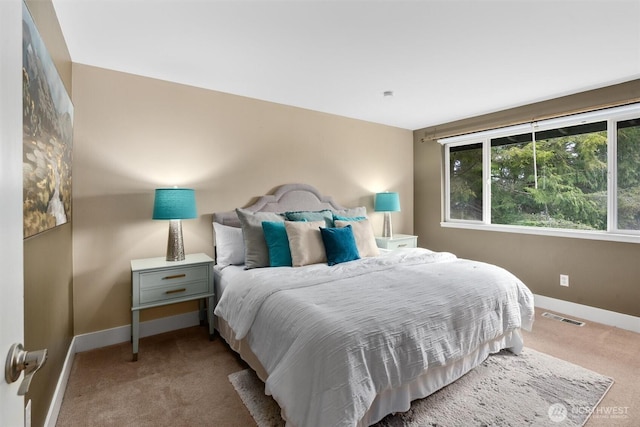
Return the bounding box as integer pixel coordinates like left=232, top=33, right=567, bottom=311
left=421, top=98, right=640, bottom=143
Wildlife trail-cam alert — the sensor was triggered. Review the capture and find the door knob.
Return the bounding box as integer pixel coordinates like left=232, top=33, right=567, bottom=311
left=5, top=343, right=48, bottom=396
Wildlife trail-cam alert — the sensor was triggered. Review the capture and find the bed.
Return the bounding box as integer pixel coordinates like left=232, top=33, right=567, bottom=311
left=212, top=183, right=535, bottom=427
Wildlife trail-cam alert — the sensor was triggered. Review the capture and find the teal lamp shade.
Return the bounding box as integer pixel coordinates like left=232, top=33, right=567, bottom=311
left=374, top=192, right=400, bottom=238
left=374, top=192, right=401, bottom=212
left=153, top=188, right=197, bottom=261
left=153, top=188, right=197, bottom=220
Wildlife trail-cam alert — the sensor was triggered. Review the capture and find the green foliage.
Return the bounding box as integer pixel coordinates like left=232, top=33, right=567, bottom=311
left=449, top=119, right=640, bottom=231
left=617, top=124, right=640, bottom=229
left=491, top=129, right=608, bottom=230
left=450, top=146, right=483, bottom=220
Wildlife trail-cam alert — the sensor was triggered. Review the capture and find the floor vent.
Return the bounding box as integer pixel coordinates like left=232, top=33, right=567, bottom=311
left=542, top=312, right=585, bottom=326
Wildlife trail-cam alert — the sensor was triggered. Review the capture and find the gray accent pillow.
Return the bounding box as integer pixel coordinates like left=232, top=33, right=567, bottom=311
left=236, top=208, right=285, bottom=269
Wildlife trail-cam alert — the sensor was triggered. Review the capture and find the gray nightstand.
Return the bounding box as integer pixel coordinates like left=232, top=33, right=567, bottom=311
left=375, top=234, right=418, bottom=250
left=130, top=253, right=214, bottom=361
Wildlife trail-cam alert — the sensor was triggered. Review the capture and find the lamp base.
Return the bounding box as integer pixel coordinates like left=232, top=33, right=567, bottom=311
left=382, top=212, right=393, bottom=238
left=166, top=220, right=185, bottom=261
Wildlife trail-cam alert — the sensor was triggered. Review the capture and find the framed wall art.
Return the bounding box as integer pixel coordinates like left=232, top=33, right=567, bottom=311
left=22, top=1, right=74, bottom=239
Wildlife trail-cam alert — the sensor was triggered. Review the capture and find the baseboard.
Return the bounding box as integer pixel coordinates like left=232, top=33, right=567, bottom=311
left=73, top=310, right=201, bottom=353
left=534, top=294, right=640, bottom=334
left=44, top=310, right=201, bottom=427
left=44, top=335, right=77, bottom=427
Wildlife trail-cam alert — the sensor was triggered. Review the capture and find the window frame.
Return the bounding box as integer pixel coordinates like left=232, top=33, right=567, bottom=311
left=444, top=139, right=486, bottom=224
left=611, top=110, right=640, bottom=236
left=439, top=103, right=640, bottom=244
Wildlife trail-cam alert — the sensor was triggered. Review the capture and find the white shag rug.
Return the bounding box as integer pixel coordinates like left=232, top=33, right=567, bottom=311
left=228, top=348, right=613, bottom=427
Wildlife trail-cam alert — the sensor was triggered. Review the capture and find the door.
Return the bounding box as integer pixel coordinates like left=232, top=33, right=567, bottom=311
left=1, top=0, right=26, bottom=425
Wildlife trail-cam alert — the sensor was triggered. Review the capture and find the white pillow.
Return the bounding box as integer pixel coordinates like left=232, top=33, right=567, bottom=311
left=213, top=222, right=245, bottom=266
left=334, top=219, right=379, bottom=257
left=284, top=221, right=327, bottom=267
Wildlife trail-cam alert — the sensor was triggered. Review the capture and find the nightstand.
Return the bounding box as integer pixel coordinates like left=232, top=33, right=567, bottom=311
left=375, top=234, right=418, bottom=250
left=130, top=253, right=214, bottom=361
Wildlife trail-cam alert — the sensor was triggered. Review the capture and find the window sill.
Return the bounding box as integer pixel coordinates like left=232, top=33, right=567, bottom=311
left=440, top=221, right=640, bottom=244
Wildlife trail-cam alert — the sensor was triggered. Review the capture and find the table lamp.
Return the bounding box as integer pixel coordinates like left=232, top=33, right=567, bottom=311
left=153, top=188, right=197, bottom=261
left=374, top=192, right=400, bottom=238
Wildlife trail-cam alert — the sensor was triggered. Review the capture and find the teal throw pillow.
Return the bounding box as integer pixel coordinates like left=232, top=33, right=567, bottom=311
left=320, top=225, right=360, bottom=266
left=261, top=221, right=292, bottom=267
left=285, top=210, right=334, bottom=227
left=333, top=214, right=367, bottom=222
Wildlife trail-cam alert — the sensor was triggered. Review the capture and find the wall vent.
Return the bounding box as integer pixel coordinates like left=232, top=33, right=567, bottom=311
left=542, top=312, right=585, bottom=326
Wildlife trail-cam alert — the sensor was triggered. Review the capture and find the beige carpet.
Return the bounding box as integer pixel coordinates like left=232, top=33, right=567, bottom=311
left=55, top=327, right=255, bottom=426
left=56, top=311, right=640, bottom=426
left=229, top=348, right=614, bottom=426
left=522, top=312, right=639, bottom=427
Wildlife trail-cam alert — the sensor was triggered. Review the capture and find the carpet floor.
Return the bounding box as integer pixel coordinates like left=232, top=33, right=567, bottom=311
left=229, top=348, right=613, bottom=426
left=56, top=311, right=640, bottom=426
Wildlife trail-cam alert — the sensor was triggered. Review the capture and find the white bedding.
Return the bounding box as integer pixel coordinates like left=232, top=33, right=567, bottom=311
left=214, top=248, right=535, bottom=427
left=213, top=264, right=244, bottom=296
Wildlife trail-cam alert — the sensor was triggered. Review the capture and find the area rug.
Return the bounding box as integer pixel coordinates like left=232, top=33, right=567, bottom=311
left=228, top=348, right=613, bottom=427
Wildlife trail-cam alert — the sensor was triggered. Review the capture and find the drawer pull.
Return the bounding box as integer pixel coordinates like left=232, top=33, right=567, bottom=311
left=163, top=274, right=186, bottom=280
left=398, top=244, right=407, bottom=247
left=165, top=288, right=187, bottom=295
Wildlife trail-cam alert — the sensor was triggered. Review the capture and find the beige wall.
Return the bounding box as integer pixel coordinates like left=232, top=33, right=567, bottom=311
left=23, top=1, right=74, bottom=426
left=71, top=64, right=413, bottom=334
left=414, top=80, right=640, bottom=318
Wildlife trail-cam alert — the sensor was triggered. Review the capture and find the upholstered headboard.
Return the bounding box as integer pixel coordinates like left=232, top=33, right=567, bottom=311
left=212, top=183, right=347, bottom=227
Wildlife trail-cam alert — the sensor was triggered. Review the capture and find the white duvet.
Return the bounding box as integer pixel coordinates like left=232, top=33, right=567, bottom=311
left=215, top=248, right=535, bottom=427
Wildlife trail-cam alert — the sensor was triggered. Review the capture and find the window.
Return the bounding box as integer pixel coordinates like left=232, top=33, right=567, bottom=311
left=449, top=143, right=483, bottom=221
left=617, top=118, right=640, bottom=231
left=440, top=104, right=640, bottom=242
left=491, top=122, right=608, bottom=230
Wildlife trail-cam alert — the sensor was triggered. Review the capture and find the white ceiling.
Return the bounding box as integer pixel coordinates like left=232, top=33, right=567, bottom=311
left=52, top=0, right=640, bottom=130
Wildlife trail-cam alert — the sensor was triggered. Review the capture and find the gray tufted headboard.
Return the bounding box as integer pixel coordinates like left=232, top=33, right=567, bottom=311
left=212, top=183, right=347, bottom=228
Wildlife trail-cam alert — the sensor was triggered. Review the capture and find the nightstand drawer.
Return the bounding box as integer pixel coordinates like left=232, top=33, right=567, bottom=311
left=139, top=265, right=208, bottom=289
left=385, top=238, right=415, bottom=249
left=375, top=234, right=418, bottom=250
left=139, top=278, right=209, bottom=304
